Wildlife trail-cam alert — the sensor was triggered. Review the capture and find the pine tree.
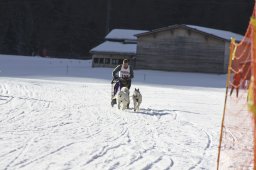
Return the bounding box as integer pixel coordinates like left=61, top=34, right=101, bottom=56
left=2, top=23, right=18, bottom=55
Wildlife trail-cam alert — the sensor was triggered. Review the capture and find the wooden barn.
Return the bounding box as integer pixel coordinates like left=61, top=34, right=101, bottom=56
left=135, top=24, right=243, bottom=73
left=90, top=29, right=147, bottom=68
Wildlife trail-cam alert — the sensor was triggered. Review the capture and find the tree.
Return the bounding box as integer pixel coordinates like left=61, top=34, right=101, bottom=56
left=1, top=23, right=18, bottom=55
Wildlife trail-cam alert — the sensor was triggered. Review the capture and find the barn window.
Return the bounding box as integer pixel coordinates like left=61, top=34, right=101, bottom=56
left=118, top=59, right=123, bottom=64
left=105, top=58, right=110, bottom=64
left=112, top=59, right=118, bottom=65
left=99, top=58, right=104, bottom=64
left=94, top=58, right=99, bottom=63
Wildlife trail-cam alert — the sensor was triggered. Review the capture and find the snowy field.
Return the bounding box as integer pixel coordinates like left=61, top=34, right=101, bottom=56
left=0, top=55, right=226, bottom=169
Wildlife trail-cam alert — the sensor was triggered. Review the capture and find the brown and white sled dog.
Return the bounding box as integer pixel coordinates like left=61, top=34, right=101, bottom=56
left=132, top=88, right=142, bottom=112
left=116, top=87, right=130, bottom=110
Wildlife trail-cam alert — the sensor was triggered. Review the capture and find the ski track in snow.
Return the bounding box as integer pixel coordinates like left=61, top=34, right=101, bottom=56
left=0, top=78, right=223, bottom=170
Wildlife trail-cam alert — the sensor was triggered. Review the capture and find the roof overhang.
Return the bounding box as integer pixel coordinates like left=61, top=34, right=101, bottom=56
left=135, top=24, right=243, bottom=42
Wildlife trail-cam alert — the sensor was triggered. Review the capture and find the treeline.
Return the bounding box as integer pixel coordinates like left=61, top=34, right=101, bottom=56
left=0, top=0, right=253, bottom=59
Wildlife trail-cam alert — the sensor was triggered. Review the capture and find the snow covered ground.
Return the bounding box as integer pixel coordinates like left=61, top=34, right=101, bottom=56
left=0, top=54, right=226, bottom=169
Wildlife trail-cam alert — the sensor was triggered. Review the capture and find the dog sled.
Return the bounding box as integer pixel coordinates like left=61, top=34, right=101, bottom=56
left=111, top=79, right=118, bottom=107
left=111, top=78, right=142, bottom=111
left=111, top=77, right=130, bottom=107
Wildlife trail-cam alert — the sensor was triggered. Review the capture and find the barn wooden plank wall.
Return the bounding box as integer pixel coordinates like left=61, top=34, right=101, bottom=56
left=136, top=27, right=229, bottom=73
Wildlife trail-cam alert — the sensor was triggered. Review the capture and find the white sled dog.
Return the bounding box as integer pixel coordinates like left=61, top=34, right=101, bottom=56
left=116, top=87, right=130, bottom=110
left=132, top=88, right=142, bottom=112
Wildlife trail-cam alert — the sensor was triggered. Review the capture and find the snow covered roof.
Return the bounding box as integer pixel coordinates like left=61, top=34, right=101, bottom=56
left=186, top=25, right=244, bottom=41
left=90, top=29, right=148, bottom=55
left=136, top=24, right=244, bottom=42
left=90, top=41, right=136, bottom=55
left=105, top=29, right=148, bottom=41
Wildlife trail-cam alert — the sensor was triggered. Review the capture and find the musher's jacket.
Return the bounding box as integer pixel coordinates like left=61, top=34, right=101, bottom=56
left=112, top=64, right=134, bottom=79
